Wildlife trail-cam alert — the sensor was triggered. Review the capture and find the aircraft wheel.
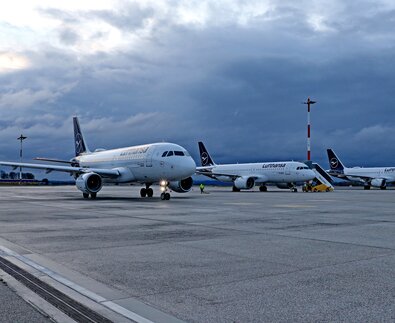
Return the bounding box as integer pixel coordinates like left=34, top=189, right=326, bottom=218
left=259, top=185, right=267, bottom=192
left=160, top=192, right=166, bottom=200
left=147, top=188, right=154, bottom=197
left=165, top=192, right=171, bottom=200
left=90, top=193, right=97, bottom=199
left=293, top=188, right=298, bottom=192
left=83, top=193, right=89, bottom=199
left=140, top=188, right=147, bottom=197
left=232, top=186, right=240, bottom=192
left=364, top=186, right=371, bottom=190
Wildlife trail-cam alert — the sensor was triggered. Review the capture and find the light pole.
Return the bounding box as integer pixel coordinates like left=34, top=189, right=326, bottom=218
left=17, top=134, right=27, bottom=180
left=303, top=97, right=316, bottom=161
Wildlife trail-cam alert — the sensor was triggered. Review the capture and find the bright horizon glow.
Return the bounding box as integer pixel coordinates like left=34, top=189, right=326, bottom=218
left=0, top=53, right=30, bottom=73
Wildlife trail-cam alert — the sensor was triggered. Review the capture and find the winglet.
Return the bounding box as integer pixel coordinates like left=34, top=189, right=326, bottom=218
left=198, top=141, right=216, bottom=166
left=73, top=117, right=90, bottom=156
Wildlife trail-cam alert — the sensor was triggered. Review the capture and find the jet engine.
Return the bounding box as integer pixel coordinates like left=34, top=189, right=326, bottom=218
left=234, top=176, right=255, bottom=189
left=76, top=172, right=103, bottom=194
left=168, top=177, right=193, bottom=193
left=370, top=178, right=386, bottom=188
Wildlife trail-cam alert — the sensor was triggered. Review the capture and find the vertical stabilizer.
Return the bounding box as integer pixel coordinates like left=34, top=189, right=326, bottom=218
left=327, top=149, right=345, bottom=171
left=198, top=141, right=216, bottom=166
left=73, top=117, right=90, bottom=156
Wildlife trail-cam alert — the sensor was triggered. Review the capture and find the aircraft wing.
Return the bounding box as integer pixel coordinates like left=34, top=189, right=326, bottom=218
left=196, top=167, right=268, bottom=182
left=329, top=171, right=395, bottom=183
left=355, top=175, right=395, bottom=182
left=0, top=161, right=120, bottom=178
left=196, top=167, right=239, bottom=180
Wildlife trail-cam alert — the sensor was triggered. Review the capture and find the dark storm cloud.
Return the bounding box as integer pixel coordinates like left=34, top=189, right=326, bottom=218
left=1, top=0, right=395, bottom=180
left=58, top=28, right=80, bottom=45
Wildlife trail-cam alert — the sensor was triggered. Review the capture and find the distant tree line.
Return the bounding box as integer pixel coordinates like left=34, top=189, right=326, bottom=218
left=0, top=170, right=35, bottom=180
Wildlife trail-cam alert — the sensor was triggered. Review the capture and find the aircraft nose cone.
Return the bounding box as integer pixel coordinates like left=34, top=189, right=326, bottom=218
left=185, top=157, right=196, bottom=176
left=308, top=169, right=315, bottom=179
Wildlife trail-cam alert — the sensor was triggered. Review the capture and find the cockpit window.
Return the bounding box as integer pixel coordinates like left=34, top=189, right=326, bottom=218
left=184, top=150, right=190, bottom=157
left=162, top=151, right=168, bottom=157
left=174, top=151, right=184, bottom=156
left=167, top=151, right=174, bottom=156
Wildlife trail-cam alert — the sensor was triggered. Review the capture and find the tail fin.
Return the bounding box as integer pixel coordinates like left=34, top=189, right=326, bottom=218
left=198, top=141, right=216, bottom=166
left=327, top=149, right=345, bottom=171
left=73, top=117, right=90, bottom=156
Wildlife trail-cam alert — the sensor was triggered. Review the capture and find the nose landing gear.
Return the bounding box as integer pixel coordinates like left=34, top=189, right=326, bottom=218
left=160, top=192, right=171, bottom=200
left=160, top=180, right=171, bottom=200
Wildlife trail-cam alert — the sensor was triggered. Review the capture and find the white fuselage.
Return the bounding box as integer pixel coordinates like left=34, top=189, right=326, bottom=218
left=205, top=161, right=315, bottom=184
left=76, top=142, right=196, bottom=184
left=341, top=167, right=395, bottom=183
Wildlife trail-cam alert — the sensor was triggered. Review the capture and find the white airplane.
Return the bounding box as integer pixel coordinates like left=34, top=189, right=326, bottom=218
left=196, top=142, right=315, bottom=192
left=327, top=149, right=395, bottom=190
left=0, top=117, right=196, bottom=200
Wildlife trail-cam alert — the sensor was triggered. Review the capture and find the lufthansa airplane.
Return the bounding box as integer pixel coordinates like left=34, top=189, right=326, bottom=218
left=327, top=149, right=395, bottom=190
left=197, top=142, right=315, bottom=192
left=0, top=117, right=196, bottom=200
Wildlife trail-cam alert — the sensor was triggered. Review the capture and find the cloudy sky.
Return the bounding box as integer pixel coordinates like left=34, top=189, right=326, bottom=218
left=1, top=0, right=395, bottom=178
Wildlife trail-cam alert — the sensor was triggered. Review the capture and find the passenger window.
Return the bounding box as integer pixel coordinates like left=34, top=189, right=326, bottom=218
left=174, top=151, right=184, bottom=156
left=167, top=151, right=173, bottom=156
left=162, top=151, right=168, bottom=157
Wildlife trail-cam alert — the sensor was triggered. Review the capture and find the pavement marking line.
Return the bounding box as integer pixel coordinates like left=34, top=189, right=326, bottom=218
left=224, top=202, right=259, bottom=206
left=273, top=205, right=316, bottom=208
left=0, top=245, right=154, bottom=323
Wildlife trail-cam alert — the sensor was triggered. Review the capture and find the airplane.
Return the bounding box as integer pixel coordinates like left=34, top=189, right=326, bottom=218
left=0, top=117, right=196, bottom=200
left=327, top=148, right=395, bottom=190
left=196, top=141, right=316, bottom=192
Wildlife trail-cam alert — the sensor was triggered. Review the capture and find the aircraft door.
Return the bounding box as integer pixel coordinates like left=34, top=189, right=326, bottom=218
left=146, top=147, right=153, bottom=167
left=285, top=164, right=291, bottom=175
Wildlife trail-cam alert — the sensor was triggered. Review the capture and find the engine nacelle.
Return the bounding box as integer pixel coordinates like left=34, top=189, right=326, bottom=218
left=76, top=172, right=103, bottom=194
left=234, top=176, right=255, bottom=190
left=168, top=177, right=193, bottom=193
left=370, top=178, right=386, bottom=188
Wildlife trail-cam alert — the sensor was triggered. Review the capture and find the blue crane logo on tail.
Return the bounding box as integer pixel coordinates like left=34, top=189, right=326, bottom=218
left=330, top=158, right=338, bottom=168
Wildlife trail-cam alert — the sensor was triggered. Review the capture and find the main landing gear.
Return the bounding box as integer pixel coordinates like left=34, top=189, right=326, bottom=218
left=83, top=193, right=97, bottom=199
left=140, top=184, right=154, bottom=198
left=259, top=185, right=267, bottom=192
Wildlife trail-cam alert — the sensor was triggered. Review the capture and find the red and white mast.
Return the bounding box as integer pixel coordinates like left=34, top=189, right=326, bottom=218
left=303, top=97, right=316, bottom=161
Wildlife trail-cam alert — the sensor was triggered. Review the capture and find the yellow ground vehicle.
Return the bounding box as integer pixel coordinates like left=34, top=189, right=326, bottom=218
left=303, top=180, right=333, bottom=192
left=302, top=162, right=334, bottom=192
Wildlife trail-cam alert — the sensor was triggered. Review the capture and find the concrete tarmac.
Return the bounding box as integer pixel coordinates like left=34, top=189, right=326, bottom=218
left=0, top=185, right=394, bottom=322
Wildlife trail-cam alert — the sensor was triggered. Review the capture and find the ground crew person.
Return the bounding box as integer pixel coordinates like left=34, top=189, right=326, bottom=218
left=199, top=183, right=205, bottom=194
